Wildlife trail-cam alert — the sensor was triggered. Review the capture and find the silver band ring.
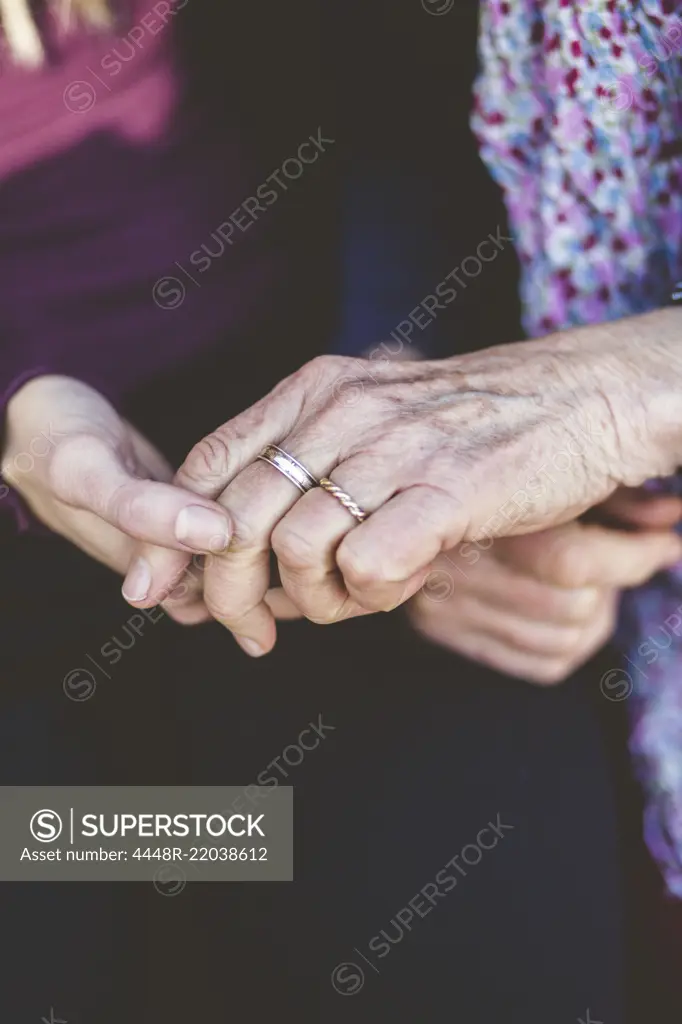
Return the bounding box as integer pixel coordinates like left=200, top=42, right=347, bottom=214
left=318, top=477, right=368, bottom=523
left=257, top=444, right=318, bottom=494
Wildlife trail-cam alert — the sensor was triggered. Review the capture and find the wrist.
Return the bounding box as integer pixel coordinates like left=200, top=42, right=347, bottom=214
left=568, top=311, right=682, bottom=486
left=522, top=309, right=679, bottom=489
left=614, top=309, right=682, bottom=479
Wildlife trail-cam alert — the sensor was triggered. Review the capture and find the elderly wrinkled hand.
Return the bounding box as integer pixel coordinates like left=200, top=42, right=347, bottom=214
left=122, top=326, right=681, bottom=655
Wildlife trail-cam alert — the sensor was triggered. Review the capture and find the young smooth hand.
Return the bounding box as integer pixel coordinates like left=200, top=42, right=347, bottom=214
left=1, top=375, right=232, bottom=622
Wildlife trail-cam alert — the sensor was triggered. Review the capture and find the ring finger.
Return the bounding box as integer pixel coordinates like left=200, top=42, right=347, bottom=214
left=271, top=454, right=422, bottom=624
left=201, top=438, right=364, bottom=652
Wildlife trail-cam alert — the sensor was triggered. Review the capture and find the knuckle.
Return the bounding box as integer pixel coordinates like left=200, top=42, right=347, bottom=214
left=504, top=577, right=555, bottom=621
left=529, top=659, right=573, bottom=686
left=545, top=537, right=590, bottom=589
left=517, top=578, right=600, bottom=626
left=203, top=590, right=237, bottom=625
left=299, top=354, right=362, bottom=403
left=363, top=592, right=401, bottom=613
left=109, top=482, right=147, bottom=528
left=547, top=625, right=585, bottom=657
left=182, top=432, right=232, bottom=484
left=162, top=580, right=191, bottom=605
left=337, top=543, right=381, bottom=592
left=223, top=507, right=258, bottom=552
left=305, top=353, right=346, bottom=380
left=511, top=621, right=584, bottom=658
left=494, top=621, right=532, bottom=652
left=308, top=606, right=347, bottom=626
left=289, top=354, right=333, bottom=392
left=494, top=616, right=583, bottom=660
left=271, top=522, right=318, bottom=569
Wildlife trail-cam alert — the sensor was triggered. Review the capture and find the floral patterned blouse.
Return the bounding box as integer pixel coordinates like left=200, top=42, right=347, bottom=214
left=472, top=0, right=682, bottom=896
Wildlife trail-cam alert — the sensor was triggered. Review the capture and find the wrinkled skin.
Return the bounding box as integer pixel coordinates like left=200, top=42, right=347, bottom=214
left=124, top=323, right=678, bottom=655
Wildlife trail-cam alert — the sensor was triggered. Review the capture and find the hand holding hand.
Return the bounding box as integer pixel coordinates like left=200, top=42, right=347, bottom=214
left=123, top=320, right=681, bottom=653
left=409, top=512, right=682, bottom=684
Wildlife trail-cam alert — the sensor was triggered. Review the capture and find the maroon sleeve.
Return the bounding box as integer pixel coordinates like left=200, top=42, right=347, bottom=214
left=0, top=367, right=55, bottom=532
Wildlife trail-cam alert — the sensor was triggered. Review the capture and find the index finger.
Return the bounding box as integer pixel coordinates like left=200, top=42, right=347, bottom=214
left=122, top=366, right=312, bottom=612
left=202, top=432, right=344, bottom=655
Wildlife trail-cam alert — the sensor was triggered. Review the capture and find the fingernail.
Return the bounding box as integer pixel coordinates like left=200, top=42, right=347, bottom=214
left=175, top=505, right=230, bottom=552
left=122, top=557, right=151, bottom=602
left=235, top=636, right=265, bottom=658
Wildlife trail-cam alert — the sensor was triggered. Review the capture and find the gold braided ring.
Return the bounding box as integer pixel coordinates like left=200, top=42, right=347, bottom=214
left=318, top=477, right=368, bottom=523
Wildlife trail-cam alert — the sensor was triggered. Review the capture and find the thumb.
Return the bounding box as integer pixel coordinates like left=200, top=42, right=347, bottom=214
left=48, top=432, right=233, bottom=555
left=499, top=522, right=682, bottom=590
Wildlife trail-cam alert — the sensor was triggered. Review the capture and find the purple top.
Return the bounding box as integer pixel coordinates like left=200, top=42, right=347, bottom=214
left=0, top=0, right=279, bottom=524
